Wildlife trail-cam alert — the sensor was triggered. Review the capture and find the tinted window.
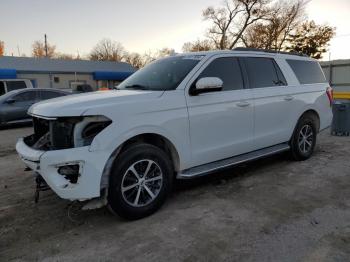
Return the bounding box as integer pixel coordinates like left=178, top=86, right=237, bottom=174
left=198, top=57, right=244, bottom=91
left=41, top=90, right=65, bottom=100
left=13, top=91, right=37, bottom=102
left=6, top=81, right=27, bottom=91
left=244, top=58, right=283, bottom=88
left=118, top=55, right=202, bottom=91
left=287, top=59, right=326, bottom=84
left=0, top=82, right=5, bottom=96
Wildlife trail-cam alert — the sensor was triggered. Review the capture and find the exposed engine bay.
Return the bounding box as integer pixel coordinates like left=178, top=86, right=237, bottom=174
left=24, top=115, right=112, bottom=151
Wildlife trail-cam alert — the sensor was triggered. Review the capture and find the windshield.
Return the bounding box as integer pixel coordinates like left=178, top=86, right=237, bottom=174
left=117, top=55, right=204, bottom=91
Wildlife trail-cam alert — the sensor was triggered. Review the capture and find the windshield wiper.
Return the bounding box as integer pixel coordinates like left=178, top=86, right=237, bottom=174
left=123, top=84, right=149, bottom=90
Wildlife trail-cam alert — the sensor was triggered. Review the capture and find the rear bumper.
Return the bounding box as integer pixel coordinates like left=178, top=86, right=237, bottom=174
left=16, top=138, right=110, bottom=201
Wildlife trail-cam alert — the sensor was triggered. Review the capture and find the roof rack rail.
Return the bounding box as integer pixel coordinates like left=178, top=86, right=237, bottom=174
left=233, top=47, right=308, bottom=57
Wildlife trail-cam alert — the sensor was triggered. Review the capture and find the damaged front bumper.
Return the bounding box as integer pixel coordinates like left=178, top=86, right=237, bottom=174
left=16, top=136, right=110, bottom=201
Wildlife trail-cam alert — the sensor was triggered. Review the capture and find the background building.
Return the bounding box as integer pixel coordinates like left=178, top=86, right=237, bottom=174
left=0, top=56, right=136, bottom=91
left=321, top=59, right=350, bottom=92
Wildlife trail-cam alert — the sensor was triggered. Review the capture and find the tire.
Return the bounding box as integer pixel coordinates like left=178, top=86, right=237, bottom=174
left=107, top=143, right=173, bottom=220
left=290, top=114, right=318, bottom=161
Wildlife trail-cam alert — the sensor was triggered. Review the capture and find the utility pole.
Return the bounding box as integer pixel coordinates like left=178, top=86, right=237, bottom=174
left=44, top=34, right=48, bottom=57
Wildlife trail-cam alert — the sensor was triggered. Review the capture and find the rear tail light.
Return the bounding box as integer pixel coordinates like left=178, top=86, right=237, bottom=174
left=326, top=87, right=333, bottom=107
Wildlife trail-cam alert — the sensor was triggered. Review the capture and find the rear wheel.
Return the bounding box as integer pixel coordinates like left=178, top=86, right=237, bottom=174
left=108, top=143, right=173, bottom=220
left=290, top=115, right=317, bottom=161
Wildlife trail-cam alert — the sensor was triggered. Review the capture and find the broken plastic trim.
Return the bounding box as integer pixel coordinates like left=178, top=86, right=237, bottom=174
left=57, top=164, right=80, bottom=184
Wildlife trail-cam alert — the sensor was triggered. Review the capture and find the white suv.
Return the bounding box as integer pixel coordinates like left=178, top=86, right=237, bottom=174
left=16, top=49, right=333, bottom=219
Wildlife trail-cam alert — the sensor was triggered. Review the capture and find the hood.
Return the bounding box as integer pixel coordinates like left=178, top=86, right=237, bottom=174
left=29, top=90, right=163, bottom=117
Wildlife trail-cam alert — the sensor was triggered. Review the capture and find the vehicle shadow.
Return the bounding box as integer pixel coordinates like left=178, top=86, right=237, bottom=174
left=173, top=152, right=289, bottom=193
left=0, top=121, right=32, bottom=130
left=15, top=151, right=290, bottom=226
left=57, top=152, right=290, bottom=224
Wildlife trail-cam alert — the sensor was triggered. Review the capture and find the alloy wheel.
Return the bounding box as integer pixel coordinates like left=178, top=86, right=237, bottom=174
left=298, top=124, right=314, bottom=154
left=121, top=159, right=163, bottom=207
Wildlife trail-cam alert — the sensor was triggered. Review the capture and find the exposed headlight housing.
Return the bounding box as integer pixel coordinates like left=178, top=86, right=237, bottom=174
left=73, top=116, right=112, bottom=147
left=27, top=115, right=112, bottom=150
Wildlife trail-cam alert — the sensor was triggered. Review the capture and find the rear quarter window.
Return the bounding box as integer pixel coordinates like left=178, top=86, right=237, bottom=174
left=286, top=59, right=326, bottom=84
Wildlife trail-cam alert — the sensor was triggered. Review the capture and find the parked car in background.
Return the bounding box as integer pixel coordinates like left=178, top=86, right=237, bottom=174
left=0, top=88, right=69, bottom=126
left=0, top=79, right=34, bottom=96
left=73, top=84, right=94, bottom=93
left=16, top=49, right=332, bottom=219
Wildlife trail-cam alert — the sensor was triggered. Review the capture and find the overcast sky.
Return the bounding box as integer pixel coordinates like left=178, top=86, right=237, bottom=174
left=1, top=0, right=349, bottom=60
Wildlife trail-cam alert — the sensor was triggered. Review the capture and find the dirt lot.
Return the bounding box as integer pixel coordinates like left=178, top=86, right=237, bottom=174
left=0, top=126, right=350, bottom=261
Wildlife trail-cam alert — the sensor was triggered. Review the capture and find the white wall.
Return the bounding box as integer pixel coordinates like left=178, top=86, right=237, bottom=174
left=17, top=73, right=97, bottom=90
left=321, top=61, right=350, bottom=92
left=17, top=73, right=50, bottom=89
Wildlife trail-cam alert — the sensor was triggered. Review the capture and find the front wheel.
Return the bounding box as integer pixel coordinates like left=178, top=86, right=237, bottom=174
left=108, top=143, right=173, bottom=220
left=290, top=115, right=317, bottom=161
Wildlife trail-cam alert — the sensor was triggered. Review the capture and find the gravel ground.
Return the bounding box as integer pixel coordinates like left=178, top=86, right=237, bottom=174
left=0, top=125, right=350, bottom=262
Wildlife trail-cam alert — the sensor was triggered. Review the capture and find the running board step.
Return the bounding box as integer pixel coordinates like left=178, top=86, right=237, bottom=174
left=177, top=143, right=290, bottom=179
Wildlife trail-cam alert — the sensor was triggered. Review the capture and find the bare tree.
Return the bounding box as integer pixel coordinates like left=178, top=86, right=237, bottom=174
left=89, top=39, right=126, bottom=62
left=124, top=52, right=145, bottom=69
left=0, top=41, right=4, bottom=56
left=54, top=52, right=75, bottom=60
left=242, top=0, right=305, bottom=50
left=32, top=40, right=56, bottom=58
left=285, top=21, right=335, bottom=59
left=122, top=47, right=176, bottom=69
left=182, top=39, right=214, bottom=52
left=155, top=47, right=175, bottom=57
left=203, top=0, right=272, bottom=49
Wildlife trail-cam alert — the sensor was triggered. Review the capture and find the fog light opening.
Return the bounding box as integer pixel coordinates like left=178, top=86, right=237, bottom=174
left=57, top=164, right=80, bottom=184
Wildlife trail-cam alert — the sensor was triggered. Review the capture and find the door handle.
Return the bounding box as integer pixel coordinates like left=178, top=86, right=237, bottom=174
left=236, top=101, right=250, bottom=107
left=284, top=95, right=294, bottom=101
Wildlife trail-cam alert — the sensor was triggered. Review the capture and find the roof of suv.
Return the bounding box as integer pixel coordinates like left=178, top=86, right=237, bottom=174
left=180, top=48, right=314, bottom=61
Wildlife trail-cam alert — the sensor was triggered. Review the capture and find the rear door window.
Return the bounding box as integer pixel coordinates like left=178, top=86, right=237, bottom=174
left=40, top=90, right=65, bottom=100
left=6, top=81, right=27, bottom=91
left=198, top=57, right=244, bottom=91
left=286, top=59, right=326, bottom=84
left=0, top=82, right=5, bottom=96
left=244, top=57, right=286, bottom=88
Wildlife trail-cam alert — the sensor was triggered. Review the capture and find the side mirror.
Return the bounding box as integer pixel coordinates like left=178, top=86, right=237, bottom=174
left=6, top=98, right=15, bottom=104
left=191, top=77, right=223, bottom=95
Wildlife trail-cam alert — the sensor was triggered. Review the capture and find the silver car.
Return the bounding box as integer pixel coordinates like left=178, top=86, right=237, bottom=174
left=0, top=88, right=69, bottom=126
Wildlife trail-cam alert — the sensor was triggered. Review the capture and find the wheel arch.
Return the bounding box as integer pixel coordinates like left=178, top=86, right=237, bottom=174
left=290, top=109, right=320, bottom=143
left=298, top=109, right=320, bottom=132
left=100, top=132, right=180, bottom=192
